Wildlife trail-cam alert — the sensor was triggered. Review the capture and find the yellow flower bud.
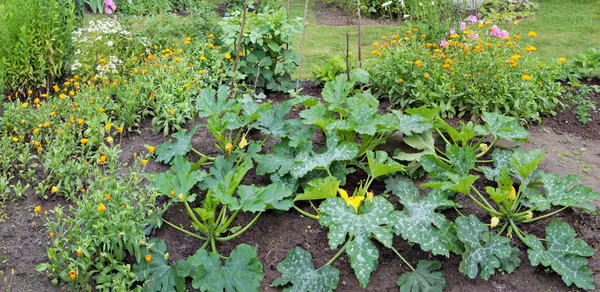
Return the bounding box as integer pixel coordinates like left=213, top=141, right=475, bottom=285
left=508, top=186, right=516, bottom=200
left=526, top=211, right=533, bottom=220
left=225, top=143, right=233, bottom=154
left=479, top=143, right=489, bottom=153
left=490, top=216, right=500, bottom=228
left=238, top=135, right=248, bottom=150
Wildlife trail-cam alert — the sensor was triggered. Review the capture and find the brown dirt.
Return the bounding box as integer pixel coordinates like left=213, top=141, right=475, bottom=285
left=3, top=81, right=600, bottom=291
left=313, top=0, right=399, bottom=26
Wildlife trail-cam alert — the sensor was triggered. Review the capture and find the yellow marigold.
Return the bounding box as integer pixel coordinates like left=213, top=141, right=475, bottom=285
left=522, top=75, right=532, bottom=81
left=148, top=145, right=155, bottom=153
left=105, top=136, right=113, bottom=143
left=105, top=193, right=111, bottom=200
left=168, top=109, right=174, bottom=115
left=35, top=206, right=42, bottom=213
left=98, top=155, right=106, bottom=163
left=145, top=254, right=152, bottom=262
left=558, top=57, right=566, bottom=63
left=76, top=248, right=82, bottom=257
left=81, top=138, right=88, bottom=145
left=98, top=203, right=106, bottom=213
left=51, top=186, right=57, bottom=194
left=141, top=159, right=148, bottom=166
left=225, top=53, right=231, bottom=59
left=68, top=269, right=76, bottom=279
left=105, top=123, right=111, bottom=131
left=424, top=73, right=430, bottom=79
left=22, top=102, right=28, bottom=108
left=77, top=119, right=84, bottom=125
left=528, top=31, right=537, bottom=37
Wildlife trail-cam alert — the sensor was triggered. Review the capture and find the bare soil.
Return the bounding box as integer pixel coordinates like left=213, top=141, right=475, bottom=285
left=2, top=81, right=600, bottom=291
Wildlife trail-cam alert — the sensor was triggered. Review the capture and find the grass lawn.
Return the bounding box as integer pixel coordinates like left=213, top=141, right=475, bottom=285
left=288, top=0, right=600, bottom=79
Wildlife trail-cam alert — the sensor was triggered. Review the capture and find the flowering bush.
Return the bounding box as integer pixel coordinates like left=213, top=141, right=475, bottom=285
left=69, top=18, right=146, bottom=79
left=367, top=21, right=565, bottom=122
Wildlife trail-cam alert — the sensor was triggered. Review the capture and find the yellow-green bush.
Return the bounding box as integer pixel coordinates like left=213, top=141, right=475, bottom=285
left=0, top=0, right=76, bottom=95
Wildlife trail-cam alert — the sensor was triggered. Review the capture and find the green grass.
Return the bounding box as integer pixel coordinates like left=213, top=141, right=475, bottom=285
left=508, top=0, right=600, bottom=59
left=288, top=0, right=402, bottom=79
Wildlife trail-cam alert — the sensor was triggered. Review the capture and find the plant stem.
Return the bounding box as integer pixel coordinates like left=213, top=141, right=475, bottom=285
left=509, top=219, right=526, bottom=242
left=214, top=206, right=227, bottom=228
left=292, top=204, right=319, bottom=220
left=520, top=206, right=569, bottom=223
left=324, top=237, right=352, bottom=267
left=211, top=237, right=227, bottom=259
left=220, top=209, right=240, bottom=231
left=295, top=0, right=310, bottom=92
left=435, top=128, right=453, bottom=146
left=190, top=148, right=215, bottom=160
left=229, top=4, right=248, bottom=96
left=465, top=191, right=503, bottom=217
left=200, top=239, right=210, bottom=250
left=216, top=212, right=262, bottom=241
left=183, top=201, right=205, bottom=232
left=497, top=221, right=509, bottom=235
left=388, top=244, right=415, bottom=271
left=163, top=219, right=208, bottom=241
left=470, top=186, right=499, bottom=214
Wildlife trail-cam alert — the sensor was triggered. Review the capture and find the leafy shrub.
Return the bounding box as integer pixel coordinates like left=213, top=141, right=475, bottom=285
left=312, top=54, right=357, bottom=84
left=479, top=0, right=537, bottom=22
left=130, top=9, right=219, bottom=46
left=37, top=155, right=162, bottom=290
left=70, top=18, right=146, bottom=79
left=117, top=0, right=172, bottom=15
left=367, top=22, right=564, bottom=122
left=220, top=7, right=301, bottom=92
left=0, top=0, right=77, bottom=95
left=570, top=48, right=600, bottom=80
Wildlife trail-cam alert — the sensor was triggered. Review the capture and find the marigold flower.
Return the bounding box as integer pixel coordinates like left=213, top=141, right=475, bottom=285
left=98, top=203, right=106, bottom=213
left=168, top=109, right=174, bottom=115
left=51, top=186, right=57, bottom=194
left=490, top=216, right=500, bottom=228
left=424, top=73, right=430, bottom=79
left=22, top=103, right=28, bottom=108
left=528, top=31, right=537, bottom=37
left=558, top=57, right=566, bottom=63
left=105, top=136, right=113, bottom=143
left=81, top=138, right=88, bottom=145
left=141, top=159, right=148, bottom=166
left=76, top=248, right=82, bottom=257
left=68, top=269, right=77, bottom=279
left=105, top=193, right=111, bottom=200
left=35, top=206, right=42, bottom=213
left=145, top=254, right=152, bottom=262
left=148, top=145, right=155, bottom=153
left=49, top=231, right=54, bottom=237
left=522, top=75, right=532, bottom=81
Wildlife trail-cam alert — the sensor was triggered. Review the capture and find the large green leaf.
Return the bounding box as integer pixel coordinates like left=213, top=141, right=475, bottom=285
left=510, top=148, right=544, bottom=183
left=189, top=244, right=263, bottom=292
left=134, top=238, right=190, bottom=292
left=155, top=124, right=202, bottom=163
left=480, top=148, right=514, bottom=182
left=524, top=220, right=594, bottom=290
left=295, top=176, right=340, bottom=201
left=196, top=86, right=235, bottom=118
left=319, top=196, right=396, bottom=287
left=392, top=178, right=458, bottom=256
left=456, top=215, right=516, bottom=280
left=348, top=104, right=379, bottom=136
left=255, top=100, right=300, bottom=138
left=322, top=74, right=353, bottom=113
left=255, top=139, right=310, bottom=177
left=394, top=131, right=435, bottom=162
left=396, top=260, right=445, bottom=292
left=393, top=111, right=433, bottom=136
left=366, top=150, right=405, bottom=179
left=152, top=156, right=206, bottom=201
left=445, top=145, right=476, bottom=176
left=300, top=103, right=335, bottom=130
left=231, top=183, right=294, bottom=212
left=291, top=136, right=358, bottom=178
left=272, top=247, right=339, bottom=292
left=527, top=172, right=599, bottom=213
left=474, top=112, right=530, bottom=142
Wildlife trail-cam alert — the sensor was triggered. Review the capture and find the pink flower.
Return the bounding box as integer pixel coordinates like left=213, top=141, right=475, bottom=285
left=470, top=33, right=479, bottom=40
left=460, top=22, right=466, bottom=31
left=449, top=28, right=456, bottom=35
left=440, top=39, right=449, bottom=48
left=466, top=15, right=478, bottom=23
left=104, top=0, right=116, bottom=14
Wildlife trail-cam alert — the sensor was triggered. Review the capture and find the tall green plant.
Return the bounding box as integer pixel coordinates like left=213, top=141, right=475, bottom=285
left=0, top=0, right=77, bottom=95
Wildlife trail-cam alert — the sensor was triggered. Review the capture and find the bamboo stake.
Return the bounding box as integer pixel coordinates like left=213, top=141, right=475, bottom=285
left=230, top=4, right=248, bottom=96
left=295, top=0, right=310, bottom=92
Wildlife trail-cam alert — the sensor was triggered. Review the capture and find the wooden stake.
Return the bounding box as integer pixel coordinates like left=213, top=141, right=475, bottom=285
left=295, top=0, right=310, bottom=92
left=230, top=4, right=248, bottom=96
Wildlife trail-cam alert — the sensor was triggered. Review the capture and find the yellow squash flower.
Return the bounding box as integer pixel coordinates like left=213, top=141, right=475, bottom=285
left=225, top=143, right=233, bottom=154
left=479, top=143, right=489, bottom=153
left=508, top=186, right=517, bottom=200
left=338, top=189, right=364, bottom=213
left=239, top=135, right=248, bottom=149
left=490, top=216, right=500, bottom=228
left=526, top=211, right=533, bottom=220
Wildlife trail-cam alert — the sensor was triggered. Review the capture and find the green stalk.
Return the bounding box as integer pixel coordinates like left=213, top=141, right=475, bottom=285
left=388, top=244, right=415, bottom=271
left=216, top=212, right=262, bottom=241
left=163, top=219, right=208, bottom=241
left=211, top=237, right=227, bottom=259
left=200, top=239, right=210, bottom=250
left=497, top=221, right=509, bottom=236
left=435, top=128, right=453, bottom=146
left=509, top=219, right=526, bottom=242
left=470, top=186, right=501, bottom=215
left=520, top=206, right=569, bottom=223
left=190, top=147, right=216, bottom=160
left=214, top=206, right=227, bottom=229
left=183, top=201, right=205, bottom=232
left=292, top=205, right=319, bottom=220
left=219, top=209, right=241, bottom=231
left=324, top=236, right=352, bottom=267
left=465, top=191, right=503, bottom=217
